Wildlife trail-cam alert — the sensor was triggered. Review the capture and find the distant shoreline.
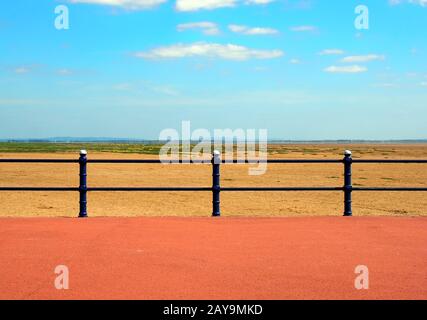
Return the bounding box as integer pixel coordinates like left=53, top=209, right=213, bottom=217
left=1, top=141, right=427, bottom=155
left=1, top=139, right=427, bottom=144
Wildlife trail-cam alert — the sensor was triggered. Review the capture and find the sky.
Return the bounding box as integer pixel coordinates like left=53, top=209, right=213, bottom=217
left=0, top=0, right=426, bottom=140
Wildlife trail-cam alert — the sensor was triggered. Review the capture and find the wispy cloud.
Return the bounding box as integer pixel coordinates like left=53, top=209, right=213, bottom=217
left=389, top=0, right=427, bottom=7
left=341, top=54, right=385, bottom=63
left=290, top=25, right=317, bottom=32
left=324, top=65, right=367, bottom=73
left=69, top=0, right=167, bottom=10
left=13, top=67, right=32, bottom=74
left=372, top=83, right=398, bottom=88
left=150, top=85, right=180, bottom=96
left=228, top=24, right=279, bottom=35
left=318, top=49, right=345, bottom=56
left=134, top=42, right=284, bottom=60
left=284, top=0, right=312, bottom=10
left=176, top=0, right=237, bottom=11
left=253, top=66, right=269, bottom=72
left=57, top=68, right=74, bottom=76
left=177, top=22, right=219, bottom=35
left=175, top=0, right=275, bottom=12
left=245, top=0, right=275, bottom=4
left=289, top=58, right=301, bottom=64
left=113, top=83, right=134, bottom=91
left=11, top=65, right=42, bottom=74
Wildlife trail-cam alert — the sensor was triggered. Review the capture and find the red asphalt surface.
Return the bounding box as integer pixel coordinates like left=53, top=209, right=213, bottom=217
left=0, top=217, right=426, bottom=300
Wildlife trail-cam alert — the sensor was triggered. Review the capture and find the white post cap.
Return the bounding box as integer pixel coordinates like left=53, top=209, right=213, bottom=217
left=344, top=150, right=352, bottom=156
left=80, top=150, right=87, bottom=155
left=213, top=150, right=221, bottom=157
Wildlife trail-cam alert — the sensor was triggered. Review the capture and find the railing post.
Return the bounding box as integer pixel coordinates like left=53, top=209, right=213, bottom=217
left=78, top=150, right=88, bottom=218
left=212, top=150, right=221, bottom=217
left=343, top=150, right=353, bottom=216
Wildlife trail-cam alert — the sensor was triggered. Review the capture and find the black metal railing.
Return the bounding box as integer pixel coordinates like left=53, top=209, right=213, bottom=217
left=0, top=150, right=426, bottom=217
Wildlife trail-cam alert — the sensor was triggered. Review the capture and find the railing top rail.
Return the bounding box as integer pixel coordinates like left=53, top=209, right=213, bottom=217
left=229, top=159, right=343, bottom=163
left=0, top=159, right=78, bottom=163
left=1, top=158, right=427, bottom=164
left=0, top=187, right=79, bottom=191
left=87, top=159, right=345, bottom=164
left=352, top=159, right=427, bottom=163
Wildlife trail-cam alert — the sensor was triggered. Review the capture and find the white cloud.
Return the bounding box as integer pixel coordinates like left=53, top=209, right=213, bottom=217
left=389, top=0, right=427, bottom=6
left=175, top=0, right=275, bottom=11
left=253, top=66, right=268, bottom=72
left=341, top=54, right=385, bottom=63
left=228, top=25, right=246, bottom=33
left=151, top=86, right=180, bottom=96
left=70, top=0, right=167, bottom=10
left=324, top=65, right=368, bottom=73
left=228, top=24, right=279, bottom=35
left=421, top=82, right=427, bottom=87
left=290, top=25, right=317, bottom=32
left=14, top=67, right=31, bottom=74
left=373, top=83, right=398, bottom=88
left=176, top=0, right=236, bottom=11
left=177, top=22, right=219, bottom=35
left=135, top=42, right=284, bottom=60
left=289, top=58, right=301, bottom=64
left=9, top=65, right=81, bottom=76
left=113, top=83, right=134, bottom=91
left=245, top=0, right=275, bottom=4
left=57, top=68, right=73, bottom=76
left=318, top=49, right=345, bottom=55
left=11, top=65, right=41, bottom=74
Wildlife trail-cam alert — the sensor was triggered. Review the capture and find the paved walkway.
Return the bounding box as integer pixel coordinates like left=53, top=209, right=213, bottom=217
left=0, top=217, right=426, bottom=299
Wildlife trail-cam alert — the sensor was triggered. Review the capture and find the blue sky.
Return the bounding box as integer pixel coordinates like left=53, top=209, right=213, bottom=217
left=0, top=0, right=426, bottom=140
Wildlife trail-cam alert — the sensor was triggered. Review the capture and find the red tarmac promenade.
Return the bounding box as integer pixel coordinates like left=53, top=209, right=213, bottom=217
left=0, top=216, right=426, bottom=300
